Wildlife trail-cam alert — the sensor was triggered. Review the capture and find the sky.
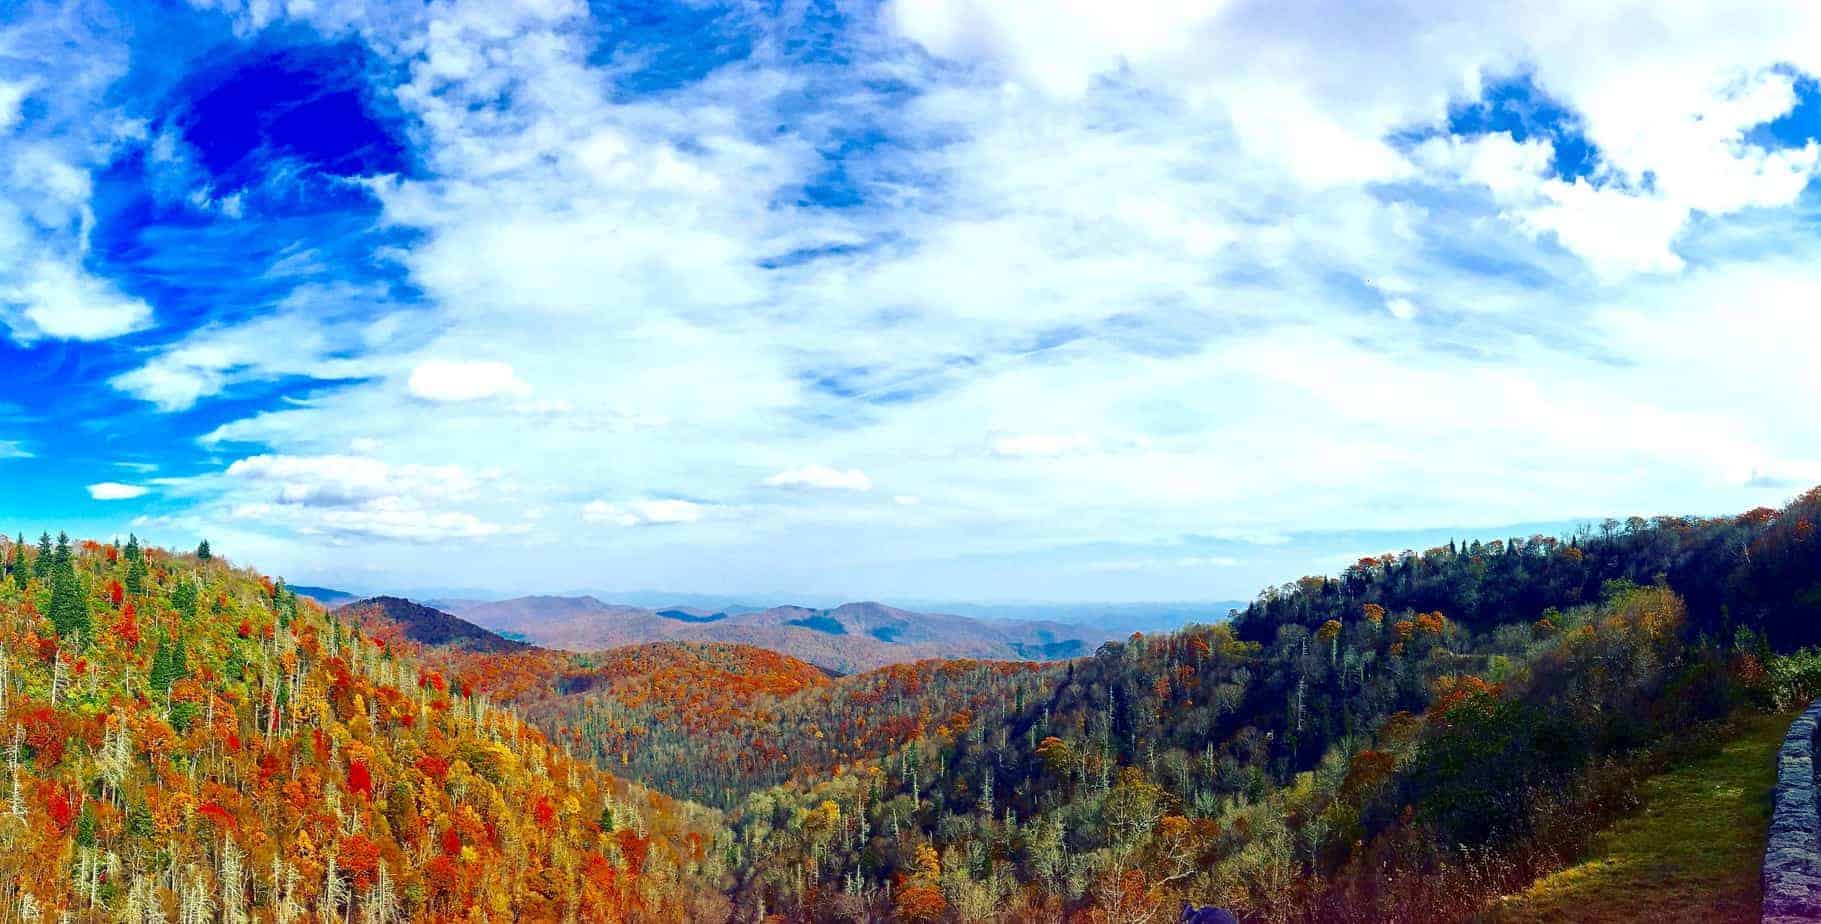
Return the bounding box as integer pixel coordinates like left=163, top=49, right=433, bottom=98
left=4, top=0, right=1821, bottom=604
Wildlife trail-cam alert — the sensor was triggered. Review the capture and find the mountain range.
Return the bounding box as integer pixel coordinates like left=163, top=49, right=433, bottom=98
left=432, top=595, right=1121, bottom=673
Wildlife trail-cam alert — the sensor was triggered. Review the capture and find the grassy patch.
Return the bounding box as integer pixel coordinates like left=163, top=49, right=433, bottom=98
left=1481, top=709, right=1790, bottom=924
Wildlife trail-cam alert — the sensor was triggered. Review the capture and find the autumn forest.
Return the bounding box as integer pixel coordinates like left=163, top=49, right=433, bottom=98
left=7, top=488, right=1821, bottom=922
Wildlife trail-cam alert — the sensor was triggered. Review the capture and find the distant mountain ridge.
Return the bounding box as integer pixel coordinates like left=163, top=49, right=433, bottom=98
left=438, top=595, right=1125, bottom=673
left=335, top=595, right=529, bottom=653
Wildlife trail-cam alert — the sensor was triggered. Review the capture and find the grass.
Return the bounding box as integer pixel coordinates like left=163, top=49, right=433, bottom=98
left=1481, top=709, right=1791, bottom=924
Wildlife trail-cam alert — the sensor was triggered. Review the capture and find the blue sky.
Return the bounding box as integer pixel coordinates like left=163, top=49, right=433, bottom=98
left=5, top=0, right=1821, bottom=603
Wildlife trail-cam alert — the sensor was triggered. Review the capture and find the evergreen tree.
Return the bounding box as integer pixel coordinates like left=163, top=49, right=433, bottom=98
left=125, top=556, right=148, bottom=596
left=149, top=634, right=188, bottom=692
left=172, top=580, right=197, bottom=620
left=124, top=533, right=141, bottom=563
left=52, top=532, right=70, bottom=571
left=7, top=535, right=22, bottom=590
left=196, top=539, right=211, bottom=562
left=47, top=550, right=89, bottom=640
left=32, top=532, right=50, bottom=579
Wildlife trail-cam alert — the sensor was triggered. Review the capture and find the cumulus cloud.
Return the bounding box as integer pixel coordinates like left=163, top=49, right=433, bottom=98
left=764, top=465, right=873, bottom=492
left=582, top=499, right=706, bottom=526
left=407, top=360, right=533, bottom=402
left=189, top=453, right=516, bottom=543
left=3, top=261, right=152, bottom=342
left=87, top=482, right=148, bottom=500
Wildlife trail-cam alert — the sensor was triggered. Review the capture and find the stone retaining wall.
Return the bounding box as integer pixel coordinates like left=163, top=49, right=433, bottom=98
left=1764, top=698, right=1821, bottom=924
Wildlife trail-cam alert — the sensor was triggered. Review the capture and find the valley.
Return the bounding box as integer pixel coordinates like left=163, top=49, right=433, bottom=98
left=7, top=490, right=1821, bottom=920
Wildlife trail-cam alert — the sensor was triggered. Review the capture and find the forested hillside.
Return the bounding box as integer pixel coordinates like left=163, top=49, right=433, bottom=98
left=0, top=534, right=726, bottom=921
left=709, top=488, right=1821, bottom=921
left=334, top=597, right=1058, bottom=809
left=9, top=486, right=1821, bottom=922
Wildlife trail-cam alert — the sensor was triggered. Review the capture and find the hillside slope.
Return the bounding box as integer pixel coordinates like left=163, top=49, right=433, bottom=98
left=325, top=596, right=1055, bottom=809
left=335, top=595, right=529, bottom=653
left=0, top=535, right=726, bottom=921
left=1486, top=709, right=1784, bottom=923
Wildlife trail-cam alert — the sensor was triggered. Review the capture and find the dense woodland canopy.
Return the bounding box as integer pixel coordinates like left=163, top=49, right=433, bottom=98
left=0, top=535, right=728, bottom=922
left=7, top=486, right=1821, bottom=921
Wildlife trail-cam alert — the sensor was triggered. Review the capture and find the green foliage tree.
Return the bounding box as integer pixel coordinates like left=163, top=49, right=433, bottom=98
left=32, top=532, right=50, bottom=578
left=125, top=555, right=148, bottom=596
left=46, top=541, right=89, bottom=640
left=149, top=633, right=188, bottom=692
left=196, top=538, right=212, bottom=561
left=172, top=580, right=198, bottom=620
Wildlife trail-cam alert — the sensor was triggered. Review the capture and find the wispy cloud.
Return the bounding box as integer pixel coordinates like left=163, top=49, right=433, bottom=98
left=6, top=0, right=1821, bottom=599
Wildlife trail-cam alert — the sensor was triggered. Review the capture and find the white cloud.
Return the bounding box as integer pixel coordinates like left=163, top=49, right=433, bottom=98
left=893, top=495, right=922, bottom=506
left=111, top=289, right=401, bottom=411
left=1517, top=180, right=1692, bottom=280
left=90, top=0, right=1821, bottom=600
left=0, top=79, right=32, bottom=134
left=224, top=454, right=478, bottom=507
left=3, top=261, right=152, bottom=342
left=0, top=440, right=30, bottom=460
left=87, top=482, right=149, bottom=500
left=582, top=499, right=706, bottom=526
left=991, top=434, right=1098, bottom=458
left=764, top=464, right=873, bottom=492
left=407, top=359, right=532, bottom=402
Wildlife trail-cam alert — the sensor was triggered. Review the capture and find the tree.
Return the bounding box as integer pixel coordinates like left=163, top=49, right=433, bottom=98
left=47, top=549, right=90, bottom=640
left=126, top=555, right=148, bottom=596
left=7, top=534, right=22, bottom=589
left=150, top=633, right=188, bottom=692
left=32, top=532, right=51, bottom=579
left=197, top=539, right=212, bottom=561
left=173, top=580, right=198, bottom=619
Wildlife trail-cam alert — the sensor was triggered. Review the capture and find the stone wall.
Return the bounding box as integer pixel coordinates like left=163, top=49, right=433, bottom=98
left=1764, top=698, right=1821, bottom=924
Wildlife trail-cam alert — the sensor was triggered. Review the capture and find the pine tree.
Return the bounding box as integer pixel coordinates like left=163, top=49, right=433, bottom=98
left=32, top=532, right=51, bottom=578
left=149, top=633, right=190, bottom=693
left=126, top=555, right=148, bottom=596
left=196, top=539, right=212, bottom=561
left=173, top=580, right=198, bottom=620
left=47, top=548, right=90, bottom=640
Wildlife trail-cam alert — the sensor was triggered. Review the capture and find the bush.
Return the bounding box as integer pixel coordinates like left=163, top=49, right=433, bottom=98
left=1768, top=647, right=1821, bottom=710
left=1404, top=693, right=1586, bottom=847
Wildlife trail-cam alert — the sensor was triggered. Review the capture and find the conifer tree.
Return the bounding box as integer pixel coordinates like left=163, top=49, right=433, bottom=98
left=47, top=540, right=90, bottom=640
left=32, top=532, right=51, bottom=578
left=150, top=633, right=189, bottom=692
left=126, top=555, right=148, bottom=596
left=173, top=580, right=198, bottom=620
left=196, top=539, right=212, bottom=561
